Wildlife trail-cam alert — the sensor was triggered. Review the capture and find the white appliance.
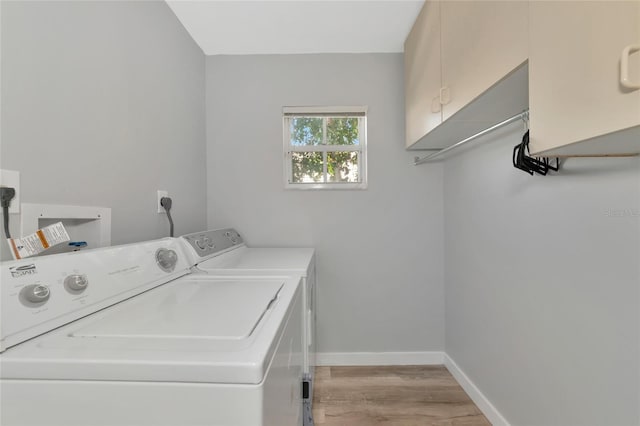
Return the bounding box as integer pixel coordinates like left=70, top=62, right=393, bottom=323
left=0, top=238, right=303, bottom=426
left=180, top=229, right=316, bottom=423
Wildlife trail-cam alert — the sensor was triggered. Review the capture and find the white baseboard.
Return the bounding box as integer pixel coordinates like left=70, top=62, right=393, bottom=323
left=444, top=354, right=510, bottom=426
left=315, top=351, right=445, bottom=366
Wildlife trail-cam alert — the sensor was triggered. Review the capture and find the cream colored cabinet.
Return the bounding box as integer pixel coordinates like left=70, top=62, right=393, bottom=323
left=529, top=1, right=640, bottom=156
left=404, top=1, right=529, bottom=150
left=440, top=1, right=528, bottom=121
left=404, top=1, right=442, bottom=148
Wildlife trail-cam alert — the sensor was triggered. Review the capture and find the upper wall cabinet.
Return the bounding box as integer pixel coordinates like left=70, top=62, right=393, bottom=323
left=439, top=1, right=528, bottom=122
left=404, top=1, right=442, bottom=148
left=528, top=1, right=640, bottom=156
left=404, top=1, right=529, bottom=150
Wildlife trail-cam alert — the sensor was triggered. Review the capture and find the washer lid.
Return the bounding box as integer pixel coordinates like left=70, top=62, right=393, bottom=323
left=72, top=279, right=283, bottom=340
left=0, top=276, right=301, bottom=384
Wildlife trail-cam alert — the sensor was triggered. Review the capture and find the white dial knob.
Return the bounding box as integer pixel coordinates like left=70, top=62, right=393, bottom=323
left=20, top=284, right=50, bottom=305
left=156, top=248, right=178, bottom=272
left=64, top=274, right=89, bottom=293
left=196, top=239, right=206, bottom=250
left=225, top=231, right=239, bottom=244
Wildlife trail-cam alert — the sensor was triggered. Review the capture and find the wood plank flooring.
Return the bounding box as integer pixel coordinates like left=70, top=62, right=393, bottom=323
left=312, top=366, right=491, bottom=426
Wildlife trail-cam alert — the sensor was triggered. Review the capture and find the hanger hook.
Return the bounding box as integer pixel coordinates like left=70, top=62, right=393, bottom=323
left=522, top=110, right=529, bottom=131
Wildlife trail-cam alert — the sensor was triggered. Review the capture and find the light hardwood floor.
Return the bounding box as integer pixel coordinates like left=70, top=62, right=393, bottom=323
left=312, top=365, right=491, bottom=426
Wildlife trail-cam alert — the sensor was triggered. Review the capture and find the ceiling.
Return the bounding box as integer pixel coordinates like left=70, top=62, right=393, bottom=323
left=166, top=1, right=424, bottom=55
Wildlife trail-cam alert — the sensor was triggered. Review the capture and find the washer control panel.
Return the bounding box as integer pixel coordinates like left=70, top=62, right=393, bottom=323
left=0, top=238, right=191, bottom=352
left=181, top=228, right=244, bottom=261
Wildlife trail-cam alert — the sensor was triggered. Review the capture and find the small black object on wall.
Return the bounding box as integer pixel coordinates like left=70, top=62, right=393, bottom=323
left=513, top=131, right=560, bottom=176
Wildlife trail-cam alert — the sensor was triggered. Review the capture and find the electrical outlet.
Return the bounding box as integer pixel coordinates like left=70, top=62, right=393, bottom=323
left=0, top=169, right=20, bottom=214
left=157, top=190, right=169, bottom=213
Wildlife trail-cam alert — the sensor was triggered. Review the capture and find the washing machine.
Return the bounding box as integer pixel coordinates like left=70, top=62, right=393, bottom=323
left=0, top=238, right=303, bottom=426
left=180, top=228, right=316, bottom=424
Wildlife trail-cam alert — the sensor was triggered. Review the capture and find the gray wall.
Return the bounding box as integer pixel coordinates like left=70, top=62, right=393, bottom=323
left=444, top=125, right=640, bottom=425
left=206, top=54, right=444, bottom=354
left=0, top=1, right=206, bottom=260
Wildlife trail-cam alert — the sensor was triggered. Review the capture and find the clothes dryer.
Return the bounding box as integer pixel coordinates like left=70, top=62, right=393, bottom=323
left=181, top=228, right=316, bottom=424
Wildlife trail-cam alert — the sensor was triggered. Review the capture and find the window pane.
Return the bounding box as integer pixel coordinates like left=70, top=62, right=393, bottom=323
left=290, top=117, right=322, bottom=146
left=326, top=117, right=359, bottom=146
left=291, top=152, right=324, bottom=183
left=327, top=151, right=359, bottom=183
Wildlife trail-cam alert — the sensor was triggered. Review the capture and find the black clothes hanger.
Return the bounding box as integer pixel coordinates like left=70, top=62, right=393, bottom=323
left=513, top=130, right=559, bottom=176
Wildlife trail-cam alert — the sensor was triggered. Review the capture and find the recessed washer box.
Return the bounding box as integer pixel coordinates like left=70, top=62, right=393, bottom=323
left=21, top=203, right=111, bottom=255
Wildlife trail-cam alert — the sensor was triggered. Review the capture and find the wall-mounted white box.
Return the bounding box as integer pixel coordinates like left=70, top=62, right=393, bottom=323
left=21, top=203, right=111, bottom=255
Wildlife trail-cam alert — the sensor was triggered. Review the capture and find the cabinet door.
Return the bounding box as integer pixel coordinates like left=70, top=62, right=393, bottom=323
left=529, top=1, right=640, bottom=154
left=440, top=1, right=528, bottom=122
left=404, top=0, right=442, bottom=148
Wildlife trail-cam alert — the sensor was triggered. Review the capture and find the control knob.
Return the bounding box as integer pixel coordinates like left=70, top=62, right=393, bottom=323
left=196, top=239, right=206, bottom=250
left=156, top=248, right=178, bottom=272
left=20, top=284, right=51, bottom=305
left=64, top=274, right=89, bottom=293
left=225, top=231, right=239, bottom=244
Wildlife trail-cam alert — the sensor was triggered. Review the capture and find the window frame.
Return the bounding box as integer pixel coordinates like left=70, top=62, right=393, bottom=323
left=282, top=106, right=368, bottom=190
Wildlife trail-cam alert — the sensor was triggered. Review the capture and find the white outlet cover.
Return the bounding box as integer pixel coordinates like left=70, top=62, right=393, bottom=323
left=157, top=190, right=169, bottom=213
left=0, top=169, right=20, bottom=214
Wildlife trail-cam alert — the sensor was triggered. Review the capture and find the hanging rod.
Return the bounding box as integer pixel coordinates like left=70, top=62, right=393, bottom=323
left=413, top=110, right=529, bottom=165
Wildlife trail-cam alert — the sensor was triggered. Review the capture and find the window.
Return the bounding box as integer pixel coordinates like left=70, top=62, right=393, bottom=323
left=283, top=106, right=367, bottom=189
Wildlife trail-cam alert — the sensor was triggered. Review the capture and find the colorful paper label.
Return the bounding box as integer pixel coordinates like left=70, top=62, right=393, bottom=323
left=7, top=222, right=71, bottom=260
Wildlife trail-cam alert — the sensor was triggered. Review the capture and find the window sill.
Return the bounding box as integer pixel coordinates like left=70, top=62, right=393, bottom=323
left=285, top=182, right=368, bottom=191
